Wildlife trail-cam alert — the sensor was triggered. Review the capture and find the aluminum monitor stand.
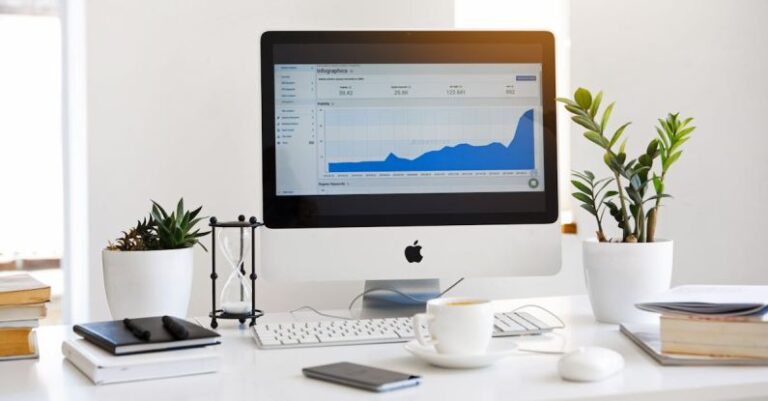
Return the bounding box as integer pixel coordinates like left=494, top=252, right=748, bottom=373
left=359, top=279, right=441, bottom=318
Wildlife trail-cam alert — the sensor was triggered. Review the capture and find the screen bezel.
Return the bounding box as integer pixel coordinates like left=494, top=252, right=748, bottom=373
left=261, top=31, right=558, bottom=228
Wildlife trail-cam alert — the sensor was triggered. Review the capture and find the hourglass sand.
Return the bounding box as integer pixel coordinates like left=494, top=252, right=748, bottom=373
left=208, top=215, right=263, bottom=328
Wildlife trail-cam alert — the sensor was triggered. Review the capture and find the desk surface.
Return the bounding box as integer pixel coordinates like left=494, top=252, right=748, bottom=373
left=3, top=295, right=768, bottom=401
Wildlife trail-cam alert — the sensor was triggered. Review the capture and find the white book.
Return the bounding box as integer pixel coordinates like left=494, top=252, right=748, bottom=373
left=62, top=339, right=221, bottom=385
left=0, top=319, right=39, bottom=329
left=0, top=304, right=47, bottom=322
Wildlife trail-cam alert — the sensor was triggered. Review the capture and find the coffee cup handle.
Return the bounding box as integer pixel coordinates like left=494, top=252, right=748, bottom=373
left=412, top=313, right=436, bottom=346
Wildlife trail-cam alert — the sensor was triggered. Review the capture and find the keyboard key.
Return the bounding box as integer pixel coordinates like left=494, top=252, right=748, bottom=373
left=509, top=314, right=537, bottom=331
left=496, top=315, right=527, bottom=332
left=259, top=337, right=282, bottom=346
left=517, top=311, right=549, bottom=329
left=299, top=336, right=320, bottom=344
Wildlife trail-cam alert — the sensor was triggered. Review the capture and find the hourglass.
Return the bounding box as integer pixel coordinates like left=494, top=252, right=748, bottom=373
left=208, top=215, right=263, bottom=328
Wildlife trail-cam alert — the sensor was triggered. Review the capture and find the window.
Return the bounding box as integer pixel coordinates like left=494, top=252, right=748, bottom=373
left=0, top=0, right=63, bottom=324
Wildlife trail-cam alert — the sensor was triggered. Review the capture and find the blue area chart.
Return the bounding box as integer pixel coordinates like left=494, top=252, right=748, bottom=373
left=328, top=109, right=535, bottom=173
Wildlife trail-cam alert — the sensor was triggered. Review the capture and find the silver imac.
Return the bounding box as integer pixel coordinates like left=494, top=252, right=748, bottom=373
left=260, top=31, right=560, bottom=316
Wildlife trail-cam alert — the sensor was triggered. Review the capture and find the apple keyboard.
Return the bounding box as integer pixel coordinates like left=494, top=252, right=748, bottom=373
left=252, top=310, right=559, bottom=349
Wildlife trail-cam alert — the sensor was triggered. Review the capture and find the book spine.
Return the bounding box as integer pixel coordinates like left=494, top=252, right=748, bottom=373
left=660, top=318, right=768, bottom=348
left=662, top=341, right=768, bottom=359
left=61, top=341, right=100, bottom=384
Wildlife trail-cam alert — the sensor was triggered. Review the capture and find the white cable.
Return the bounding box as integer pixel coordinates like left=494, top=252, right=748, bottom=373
left=289, top=305, right=352, bottom=320
left=289, top=278, right=465, bottom=320
left=512, top=304, right=566, bottom=329
left=347, top=277, right=465, bottom=311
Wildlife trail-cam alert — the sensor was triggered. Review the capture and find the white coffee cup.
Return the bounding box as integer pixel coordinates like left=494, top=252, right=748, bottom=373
left=412, top=297, right=494, bottom=355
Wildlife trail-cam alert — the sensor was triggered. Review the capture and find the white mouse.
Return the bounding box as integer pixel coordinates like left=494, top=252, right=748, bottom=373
left=558, top=346, right=624, bottom=382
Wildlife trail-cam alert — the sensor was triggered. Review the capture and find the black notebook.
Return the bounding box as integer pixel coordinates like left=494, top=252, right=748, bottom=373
left=73, top=317, right=220, bottom=355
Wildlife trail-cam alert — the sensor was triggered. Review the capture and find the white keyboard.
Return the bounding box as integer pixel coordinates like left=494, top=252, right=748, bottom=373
left=252, top=310, right=559, bottom=349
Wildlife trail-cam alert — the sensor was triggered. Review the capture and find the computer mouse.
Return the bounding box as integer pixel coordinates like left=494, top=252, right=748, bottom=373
left=558, top=346, right=624, bottom=382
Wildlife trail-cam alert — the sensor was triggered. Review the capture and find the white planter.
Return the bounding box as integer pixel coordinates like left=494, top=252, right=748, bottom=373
left=102, top=248, right=194, bottom=319
left=582, top=239, right=673, bottom=324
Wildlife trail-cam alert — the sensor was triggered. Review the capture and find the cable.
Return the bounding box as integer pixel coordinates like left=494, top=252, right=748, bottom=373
left=510, top=304, right=568, bottom=355
left=289, top=278, right=466, bottom=320
left=511, top=304, right=566, bottom=329
left=346, top=277, right=465, bottom=311
left=288, top=281, right=570, bottom=347
left=288, top=305, right=352, bottom=320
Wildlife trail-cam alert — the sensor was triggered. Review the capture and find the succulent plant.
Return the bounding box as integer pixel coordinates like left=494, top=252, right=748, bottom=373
left=107, top=218, right=158, bottom=251
left=150, top=198, right=209, bottom=251
left=106, top=198, right=209, bottom=251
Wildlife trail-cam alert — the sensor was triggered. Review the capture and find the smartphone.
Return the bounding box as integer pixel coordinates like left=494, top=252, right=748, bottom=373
left=303, top=362, right=421, bottom=392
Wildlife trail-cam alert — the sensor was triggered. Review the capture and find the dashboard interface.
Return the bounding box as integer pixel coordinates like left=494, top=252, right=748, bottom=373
left=274, top=63, right=545, bottom=196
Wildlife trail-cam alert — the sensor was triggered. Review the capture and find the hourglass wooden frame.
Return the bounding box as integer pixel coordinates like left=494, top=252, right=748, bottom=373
left=208, top=215, right=264, bottom=328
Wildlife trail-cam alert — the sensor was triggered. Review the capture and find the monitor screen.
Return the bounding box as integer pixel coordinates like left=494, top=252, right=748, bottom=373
left=274, top=63, right=545, bottom=196
left=261, top=32, right=557, bottom=228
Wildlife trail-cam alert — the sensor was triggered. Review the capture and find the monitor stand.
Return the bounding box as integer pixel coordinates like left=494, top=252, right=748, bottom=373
left=359, top=279, right=440, bottom=318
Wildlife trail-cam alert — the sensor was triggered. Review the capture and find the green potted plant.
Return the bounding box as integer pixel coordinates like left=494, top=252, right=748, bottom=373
left=558, top=88, right=695, bottom=323
left=102, top=198, right=209, bottom=319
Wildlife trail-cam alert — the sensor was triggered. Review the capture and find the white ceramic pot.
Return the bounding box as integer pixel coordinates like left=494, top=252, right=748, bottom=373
left=102, top=248, right=194, bottom=319
left=582, top=239, right=673, bottom=324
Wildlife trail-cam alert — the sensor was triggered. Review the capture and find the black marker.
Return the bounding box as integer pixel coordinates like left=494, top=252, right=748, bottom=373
left=162, top=315, right=189, bottom=340
left=123, top=318, right=151, bottom=341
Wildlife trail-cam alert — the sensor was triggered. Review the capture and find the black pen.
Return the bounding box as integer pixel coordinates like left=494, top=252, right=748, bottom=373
left=162, top=315, right=190, bottom=340
left=123, top=318, right=151, bottom=341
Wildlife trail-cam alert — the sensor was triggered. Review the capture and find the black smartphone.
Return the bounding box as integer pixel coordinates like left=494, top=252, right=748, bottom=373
left=303, top=362, right=421, bottom=392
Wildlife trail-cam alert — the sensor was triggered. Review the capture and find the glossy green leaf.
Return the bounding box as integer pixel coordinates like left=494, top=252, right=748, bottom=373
left=556, top=97, right=578, bottom=107
left=574, top=88, right=592, bottom=109
left=663, top=150, right=683, bottom=170
left=589, top=91, right=603, bottom=118
left=573, top=116, right=600, bottom=132
left=571, top=180, right=592, bottom=195
left=572, top=192, right=593, bottom=205
left=584, top=131, right=609, bottom=148
left=600, top=102, right=615, bottom=132
left=580, top=203, right=598, bottom=217
left=609, top=122, right=631, bottom=148
left=565, top=104, right=589, bottom=118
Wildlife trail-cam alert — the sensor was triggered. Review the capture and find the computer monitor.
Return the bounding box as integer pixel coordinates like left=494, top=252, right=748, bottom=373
left=260, top=31, right=560, bottom=314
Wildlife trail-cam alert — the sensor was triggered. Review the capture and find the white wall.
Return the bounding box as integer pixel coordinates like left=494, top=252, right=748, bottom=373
left=74, top=0, right=768, bottom=321
left=569, top=0, right=768, bottom=285
left=82, top=0, right=455, bottom=320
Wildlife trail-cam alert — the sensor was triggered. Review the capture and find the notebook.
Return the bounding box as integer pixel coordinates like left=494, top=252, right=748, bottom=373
left=73, top=316, right=220, bottom=355
left=62, top=339, right=220, bottom=384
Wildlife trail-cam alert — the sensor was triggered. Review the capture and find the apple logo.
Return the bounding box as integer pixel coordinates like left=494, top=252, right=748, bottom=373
left=404, top=240, right=423, bottom=263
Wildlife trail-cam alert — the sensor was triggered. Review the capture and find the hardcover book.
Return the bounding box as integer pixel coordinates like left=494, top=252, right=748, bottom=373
left=73, top=316, right=220, bottom=355
left=0, top=274, right=51, bottom=306
left=62, top=339, right=220, bottom=384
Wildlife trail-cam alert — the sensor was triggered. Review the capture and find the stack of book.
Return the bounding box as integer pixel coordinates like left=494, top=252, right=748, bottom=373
left=0, top=274, right=51, bottom=361
left=624, top=285, right=768, bottom=365
left=64, top=316, right=222, bottom=384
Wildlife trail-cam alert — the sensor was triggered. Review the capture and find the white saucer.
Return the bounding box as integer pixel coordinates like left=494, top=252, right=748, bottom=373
left=404, top=340, right=518, bottom=369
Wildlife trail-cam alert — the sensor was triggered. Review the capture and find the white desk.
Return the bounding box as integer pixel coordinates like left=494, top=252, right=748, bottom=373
left=3, top=295, right=768, bottom=401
